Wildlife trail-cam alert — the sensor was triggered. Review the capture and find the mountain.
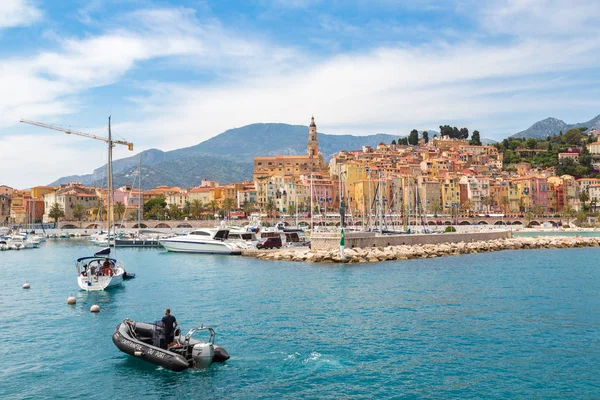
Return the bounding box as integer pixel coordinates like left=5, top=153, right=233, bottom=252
left=481, top=138, right=498, bottom=145
left=50, top=123, right=400, bottom=189
left=510, top=114, right=600, bottom=139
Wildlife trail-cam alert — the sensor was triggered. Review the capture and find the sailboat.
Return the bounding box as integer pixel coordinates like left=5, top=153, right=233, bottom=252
left=20, top=116, right=135, bottom=291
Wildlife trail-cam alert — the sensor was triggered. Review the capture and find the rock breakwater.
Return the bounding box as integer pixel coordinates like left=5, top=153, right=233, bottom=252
left=244, top=236, right=600, bottom=263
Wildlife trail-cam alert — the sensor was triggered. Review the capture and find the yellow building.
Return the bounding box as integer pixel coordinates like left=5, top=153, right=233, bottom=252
left=441, top=177, right=461, bottom=213
left=31, top=186, right=56, bottom=199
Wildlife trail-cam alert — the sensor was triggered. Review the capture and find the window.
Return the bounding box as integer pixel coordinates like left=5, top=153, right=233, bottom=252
left=190, top=231, right=211, bottom=236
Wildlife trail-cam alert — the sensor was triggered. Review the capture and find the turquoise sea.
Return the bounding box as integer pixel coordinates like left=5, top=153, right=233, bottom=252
left=1, top=239, right=599, bottom=399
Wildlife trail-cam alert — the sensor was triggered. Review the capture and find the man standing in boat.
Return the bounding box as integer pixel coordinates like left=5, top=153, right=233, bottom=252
left=161, top=308, right=177, bottom=349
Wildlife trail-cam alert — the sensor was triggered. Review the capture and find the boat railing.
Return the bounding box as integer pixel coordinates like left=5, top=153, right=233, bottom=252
left=184, top=326, right=215, bottom=347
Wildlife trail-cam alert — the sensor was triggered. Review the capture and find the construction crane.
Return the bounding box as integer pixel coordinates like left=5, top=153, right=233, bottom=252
left=20, top=117, right=134, bottom=247
left=20, top=119, right=134, bottom=151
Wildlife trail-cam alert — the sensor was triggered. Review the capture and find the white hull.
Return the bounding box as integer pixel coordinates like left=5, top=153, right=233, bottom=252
left=159, top=239, right=241, bottom=254
left=78, top=267, right=124, bottom=291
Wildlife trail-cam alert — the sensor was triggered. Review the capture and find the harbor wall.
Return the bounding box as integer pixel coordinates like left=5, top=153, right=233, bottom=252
left=310, top=230, right=512, bottom=251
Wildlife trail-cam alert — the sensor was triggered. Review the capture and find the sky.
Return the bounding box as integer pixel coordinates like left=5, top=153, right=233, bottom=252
left=1, top=0, right=600, bottom=188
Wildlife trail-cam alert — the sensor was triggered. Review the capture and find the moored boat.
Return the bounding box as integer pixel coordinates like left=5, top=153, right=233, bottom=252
left=159, top=228, right=242, bottom=254
left=112, top=318, right=229, bottom=372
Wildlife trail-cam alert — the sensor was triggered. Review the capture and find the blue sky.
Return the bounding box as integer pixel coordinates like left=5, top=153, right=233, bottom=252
left=1, top=0, right=600, bottom=187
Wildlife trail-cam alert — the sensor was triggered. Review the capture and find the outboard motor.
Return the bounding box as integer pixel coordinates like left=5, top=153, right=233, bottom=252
left=192, top=342, right=214, bottom=368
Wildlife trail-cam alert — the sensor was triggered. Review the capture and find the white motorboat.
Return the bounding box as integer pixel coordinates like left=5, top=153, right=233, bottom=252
left=159, top=228, right=242, bottom=255
left=7, top=236, right=32, bottom=250
left=0, top=240, right=8, bottom=250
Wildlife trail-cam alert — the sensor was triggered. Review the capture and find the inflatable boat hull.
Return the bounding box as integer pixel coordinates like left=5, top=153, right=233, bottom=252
left=112, top=321, right=230, bottom=372
left=113, top=323, right=190, bottom=371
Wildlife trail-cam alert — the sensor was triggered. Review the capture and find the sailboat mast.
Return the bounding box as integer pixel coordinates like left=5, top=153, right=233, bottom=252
left=138, top=155, right=142, bottom=230
left=107, top=116, right=113, bottom=252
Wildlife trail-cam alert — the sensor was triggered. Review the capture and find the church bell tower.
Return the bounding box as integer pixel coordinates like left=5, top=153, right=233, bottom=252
left=307, top=116, right=319, bottom=158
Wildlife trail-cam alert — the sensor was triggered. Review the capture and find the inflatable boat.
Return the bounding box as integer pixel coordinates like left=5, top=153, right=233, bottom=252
left=112, top=318, right=230, bottom=372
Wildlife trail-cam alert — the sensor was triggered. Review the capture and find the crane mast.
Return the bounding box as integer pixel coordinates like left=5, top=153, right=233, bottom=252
left=20, top=117, right=134, bottom=249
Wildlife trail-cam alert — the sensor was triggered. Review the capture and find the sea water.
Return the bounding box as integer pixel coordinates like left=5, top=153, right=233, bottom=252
left=0, top=240, right=599, bottom=399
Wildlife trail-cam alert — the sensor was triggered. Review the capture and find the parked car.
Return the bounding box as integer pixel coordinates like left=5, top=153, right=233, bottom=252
left=257, top=237, right=282, bottom=249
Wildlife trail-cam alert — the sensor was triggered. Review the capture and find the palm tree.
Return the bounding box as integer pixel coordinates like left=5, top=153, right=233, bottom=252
left=222, top=197, right=236, bottom=219
left=500, top=196, right=510, bottom=214
left=48, top=203, right=65, bottom=228
left=591, top=197, right=599, bottom=213
left=525, top=211, right=533, bottom=227
left=265, top=199, right=276, bottom=223
left=580, top=191, right=590, bottom=210
left=168, top=204, right=181, bottom=220
left=114, top=202, right=126, bottom=221
left=190, top=199, right=203, bottom=219
left=242, top=200, right=254, bottom=217
left=72, top=204, right=86, bottom=228
left=207, top=200, right=220, bottom=220
left=481, top=196, right=491, bottom=213
left=150, top=204, right=165, bottom=220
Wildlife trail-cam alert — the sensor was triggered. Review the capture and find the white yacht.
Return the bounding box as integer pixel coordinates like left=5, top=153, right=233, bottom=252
left=159, top=228, right=242, bottom=255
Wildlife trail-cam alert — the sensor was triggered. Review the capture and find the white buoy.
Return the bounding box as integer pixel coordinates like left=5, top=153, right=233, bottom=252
left=22, top=283, right=30, bottom=289
left=67, top=296, right=76, bottom=305
left=90, top=304, right=100, bottom=313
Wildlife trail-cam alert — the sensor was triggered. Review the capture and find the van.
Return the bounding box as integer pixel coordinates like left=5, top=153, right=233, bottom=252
left=256, top=237, right=282, bottom=249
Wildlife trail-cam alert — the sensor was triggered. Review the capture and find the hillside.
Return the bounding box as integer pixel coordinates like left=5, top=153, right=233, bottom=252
left=50, top=123, right=400, bottom=189
left=511, top=115, right=600, bottom=139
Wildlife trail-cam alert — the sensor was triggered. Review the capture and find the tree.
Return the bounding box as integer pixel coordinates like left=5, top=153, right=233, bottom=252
left=129, top=209, right=139, bottom=222
left=167, top=204, right=182, bottom=219
left=470, top=130, right=482, bottom=146
left=72, top=204, right=86, bottom=228
left=242, top=200, right=254, bottom=216
left=459, top=127, right=469, bottom=140
left=288, top=203, right=296, bottom=216
left=501, top=196, right=510, bottom=213
left=190, top=199, right=204, bottom=219
left=408, top=129, right=419, bottom=146
left=150, top=204, right=166, bottom=220
left=207, top=200, right=220, bottom=219
left=48, top=203, right=65, bottom=227
left=222, top=197, right=236, bottom=219
left=525, top=138, right=537, bottom=149
left=579, top=191, right=590, bottom=208
left=265, top=199, right=276, bottom=222
left=422, top=131, right=429, bottom=143
left=398, top=137, right=409, bottom=145
left=481, top=196, right=491, bottom=213
left=391, top=139, right=397, bottom=145
left=563, top=128, right=585, bottom=145
left=580, top=144, right=592, bottom=169
left=525, top=211, right=533, bottom=227
left=144, top=195, right=166, bottom=215
left=114, top=202, right=126, bottom=221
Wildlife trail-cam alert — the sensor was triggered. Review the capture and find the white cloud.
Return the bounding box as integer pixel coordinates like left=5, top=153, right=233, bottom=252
left=0, top=0, right=42, bottom=29
left=3, top=0, right=600, bottom=188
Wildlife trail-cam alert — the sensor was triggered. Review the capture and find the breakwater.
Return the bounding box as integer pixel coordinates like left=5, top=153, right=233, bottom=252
left=310, top=230, right=512, bottom=251
left=244, top=235, right=600, bottom=263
